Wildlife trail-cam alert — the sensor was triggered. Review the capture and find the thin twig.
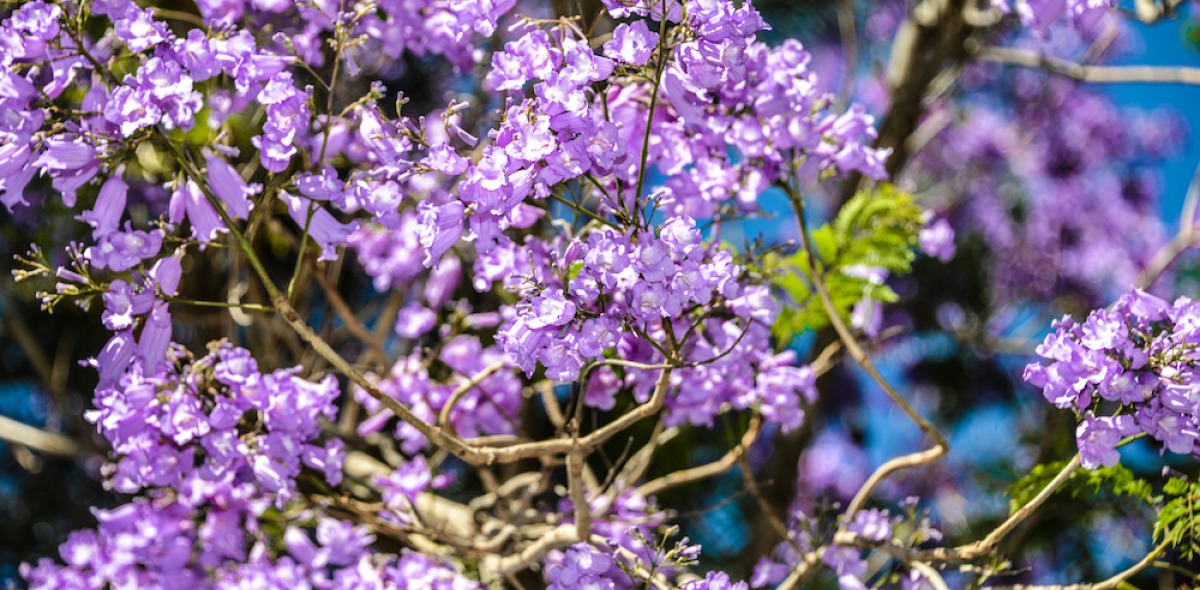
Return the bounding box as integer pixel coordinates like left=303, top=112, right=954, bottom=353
left=310, top=263, right=390, bottom=369
left=785, top=186, right=948, bottom=517
left=636, top=414, right=761, bottom=497
left=437, top=361, right=509, bottom=435
left=917, top=453, right=1082, bottom=563
left=909, top=561, right=951, bottom=590
left=835, top=0, right=859, bottom=109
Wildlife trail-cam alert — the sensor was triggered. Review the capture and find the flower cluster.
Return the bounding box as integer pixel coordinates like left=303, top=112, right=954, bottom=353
left=20, top=500, right=477, bottom=590
left=1, top=0, right=913, bottom=584
left=544, top=543, right=621, bottom=590
left=915, top=78, right=1179, bottom=307
left=545, top=530, right=739, bottom=590
left=88, top=342, right=344, bottom=503
left=497, top=217, right=816, bottom=430
left=1025, top=289, right=1200, bottom=468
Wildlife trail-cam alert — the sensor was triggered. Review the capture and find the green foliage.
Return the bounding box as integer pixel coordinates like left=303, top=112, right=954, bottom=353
left=1007, top=462, right=1155, bottom=515
left=1009, top=461, right=1200, bottom=561
left=1156, top=477, right=1200, bottom=560
left=770, top=183, right=925, bottom=344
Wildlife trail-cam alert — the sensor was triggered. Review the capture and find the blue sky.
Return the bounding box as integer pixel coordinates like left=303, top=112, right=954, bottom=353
left=1108, top=13, right=1200, bottom=222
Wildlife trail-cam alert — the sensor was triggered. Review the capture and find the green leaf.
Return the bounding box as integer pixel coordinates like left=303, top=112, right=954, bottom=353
left=1155, top=477, right=1200, bottom=560
left=1007, top=461, right=1154, bottom=514
left=769, top=182, right=925, bottom=341
left=567, top=260, right=585, bottom=281
left=810, top=225, right=839, bottom=266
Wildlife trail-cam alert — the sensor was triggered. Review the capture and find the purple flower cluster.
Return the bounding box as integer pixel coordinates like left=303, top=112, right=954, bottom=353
left=254, top=73, right=311, bottom=173
left=21, top=498, right=476, bottom=590
left=348, top=211, right=431, bottom=291
left=0, top=1, right=94, bottom=210
left=1025, top=289, right=1200, bottom=468
left=88, top=343, right=344, bottom=502
left=192, top=0, right=516, bottom=71
left=1, top=0, right=924, bottom=584
left=545, top=527, right=748, bottom=590
left=496, top=217, right=816, bottom=430
left=657, top=33, right=890, bottom=218
left=545, top=544, right=620, bottom=590
left=915, top=79, right=1178, bottom=306
left=85, top=254, right=180, bottom=387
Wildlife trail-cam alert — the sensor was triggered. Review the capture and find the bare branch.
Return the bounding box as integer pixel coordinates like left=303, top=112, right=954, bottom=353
left=568, top=446, right=590, bottom=539
left=980, top=46, right=1200, bottom=85
left=909, top=561, right=951, bottom=590
left=311, top=263, right=389, bottom=370
left=636, top=414, right=761, bottom=497
left=0, top=414, right=83, bottom=457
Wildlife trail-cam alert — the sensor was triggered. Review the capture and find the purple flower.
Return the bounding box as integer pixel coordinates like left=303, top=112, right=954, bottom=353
left=682, top=571, right=749, bottom=590
left=206, top=153, right=257, bottom=219
left=0, top=142, right=37, bottom=210
left=92, top=330, right=135, bottom=389
left=173, top=29, right=220, bottom=81
left=604, top=20, right=658, bottom=66
left=78, top=173, right=128, bottom=238
left=424, top=144, right=469, bottom=175
left=170, top=180, right=226, bottom=244
left=396, top=305, right=437, bottom=338
left=418, top=199, right=465, bottom=267
left=545, top=543, right=616, bottom=590
left=424, top=255, right=461, bottom=307
left=527, top=291, right=577, bottom=329
left=86, top=227, right=164, bottom=272
left=1076, top=415, right=1134, bottom=468
left=5, top=2, right=62, bottom=59
left=35, top=136, right=99, bottom=207
left=847, top=509, right=892, bottom=542
left=105, top=86, right=161, bottom=137
left=377, top=458, right=431, bottom=508
left=252, top=73, right=310, bottom=172
left=113, top=7, right=170, bottom=53
left=281, top=192, right=358, bottom=261
left=136, top=303, right=172, bottom=370
left=919, top=217, right=955, bottom=263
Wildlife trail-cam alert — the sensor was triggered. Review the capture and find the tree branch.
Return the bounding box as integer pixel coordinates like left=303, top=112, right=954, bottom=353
left=0, top=414, right=83, bottom=457
left=980, top=46, right=1200, bottom=85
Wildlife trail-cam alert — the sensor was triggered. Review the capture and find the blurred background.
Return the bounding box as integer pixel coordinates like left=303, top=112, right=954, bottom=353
left=3, top=0, right=1200, bottom=587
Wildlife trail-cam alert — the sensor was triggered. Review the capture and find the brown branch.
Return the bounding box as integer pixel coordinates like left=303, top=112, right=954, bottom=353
left=0, top=414, right=83, bottom=457
left=636, top=414, right=761, bottom=497
left=737, top=454, right=797, bottom=551
left=980, top=46, right=1200, bottom=85
left=567, top=446, right=590, bottom=539
left=437, top=361, right=509, bottom=435
left=480, top=524, right=579, bottom=578
left=917, top=454, right=1082, bottom=563
left=276, top=300, right=676, bottom=466
left=838, top=0, right=978, bottom=201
